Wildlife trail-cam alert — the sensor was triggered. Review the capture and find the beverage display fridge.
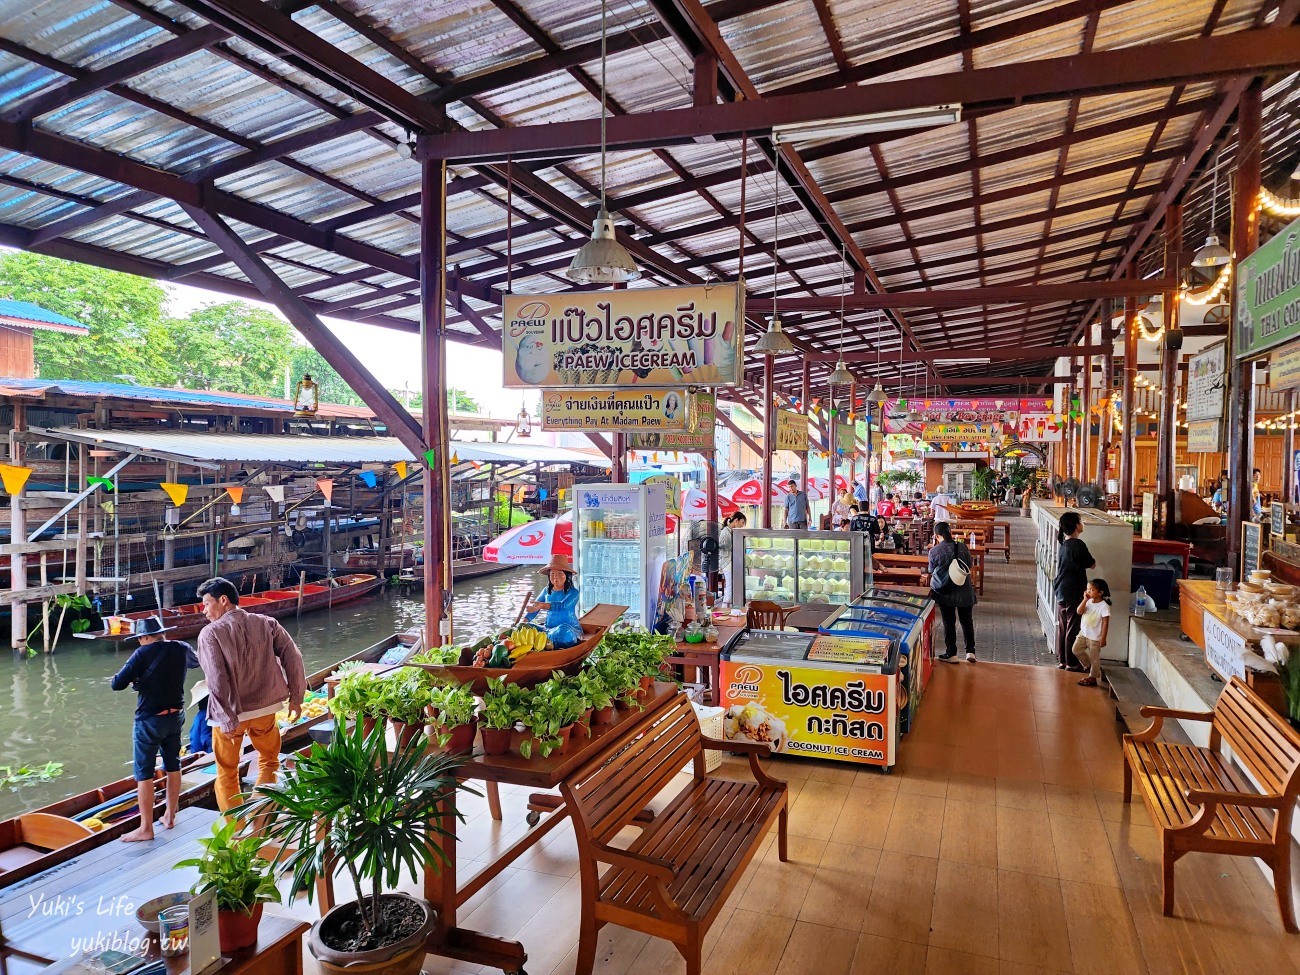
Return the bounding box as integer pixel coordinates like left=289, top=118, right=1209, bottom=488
left=573, top=483, right=669, bottom=629
left=729, top=528, right=868, bottom=606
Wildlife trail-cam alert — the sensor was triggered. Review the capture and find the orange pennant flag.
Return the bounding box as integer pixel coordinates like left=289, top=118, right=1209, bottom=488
left=226, top=486, right=245, bottom=505
left=316, top=477, right=334, bottom=504
left=0, top=464, right=32, bottom=495
left=394, top=461, right=408, bottom=480
left=159, top=482, right=189, bottom=507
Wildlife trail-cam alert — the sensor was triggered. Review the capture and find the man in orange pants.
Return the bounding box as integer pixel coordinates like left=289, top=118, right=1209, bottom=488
left=196, top=577, right=306, bottom=811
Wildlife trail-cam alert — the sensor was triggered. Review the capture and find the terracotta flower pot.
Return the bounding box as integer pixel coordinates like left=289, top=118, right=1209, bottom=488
left=309, top=894, right=436, bottom=975
left=575, top=709, right=593, bottom=738
left=509, top=729, right=541, bottom=758
left=592, top=705, right=617, bottom=726
left=553, top=724, right=575, bottom=755
left=361, top=715, right=379, bottom=738
left=480, top=726, right=511, bottom=756
left=392, top=719, right=424, bottom=750
left=217, top=903, right=263, bottom=953
left=639, top=675, right=655, bottom=693
left=433, top=721, right=476, bottom=755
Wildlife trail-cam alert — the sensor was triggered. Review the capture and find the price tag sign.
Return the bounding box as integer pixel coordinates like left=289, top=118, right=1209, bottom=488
left=187, top=889, right=222, bottom=974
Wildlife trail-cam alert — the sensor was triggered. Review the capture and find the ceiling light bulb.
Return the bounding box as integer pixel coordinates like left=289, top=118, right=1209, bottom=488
left=566, top=208, right=640, bottom=284
left=1191, top=234, right=1231, bottom=268
left=829, top=357, right=854, bottom=385
left=754, top=315, right=795, bottom=354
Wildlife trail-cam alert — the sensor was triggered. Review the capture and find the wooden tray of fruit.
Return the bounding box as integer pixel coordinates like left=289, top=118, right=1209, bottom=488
left=403, top=604, right=627, bottom=694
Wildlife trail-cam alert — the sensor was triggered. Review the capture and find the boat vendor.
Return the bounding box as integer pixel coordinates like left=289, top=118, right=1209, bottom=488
left=109, top=617, right=200, bottom=843
left=525, top=554, right=584, bottom=649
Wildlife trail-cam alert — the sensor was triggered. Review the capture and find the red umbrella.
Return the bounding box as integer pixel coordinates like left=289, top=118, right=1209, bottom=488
left=483, top=511, right=573, bottom=564
left=727, top=478, right=766, bottom=506
left=681, top=488, right=739, bottom=520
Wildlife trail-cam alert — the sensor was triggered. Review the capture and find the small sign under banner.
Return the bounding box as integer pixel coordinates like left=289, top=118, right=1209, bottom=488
left=1186, top=418, right=1224, bottom=453
left=1242, top=521, right=1262, bottom=579
left=1271, top=339, right=1300, bottom=390
left=1141, top=492, right=1155, bottom=540
left=775, top=408, right=808, bottom=452
left=629, top=391, right=716, bottom=452
left=922, top=423, right=988, bottom=441
left=1203, top=609, right=1247, bottom=682
left=1016, top=413, right=1064, bottom=442
left=502, top=283, right=744, bottom=388
left=541, top=389, right=689, bottom=431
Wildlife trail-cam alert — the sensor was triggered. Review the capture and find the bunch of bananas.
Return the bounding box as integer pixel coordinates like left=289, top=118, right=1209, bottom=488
left=506, top=624, right=549, bottom=659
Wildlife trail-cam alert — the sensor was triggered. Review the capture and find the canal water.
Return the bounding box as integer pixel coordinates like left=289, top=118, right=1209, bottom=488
left=0, top=567, right=538, bottom=819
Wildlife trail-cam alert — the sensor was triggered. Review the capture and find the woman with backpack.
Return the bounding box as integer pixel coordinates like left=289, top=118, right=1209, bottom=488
left=929, top=521, right=977, bottom=662
left=1053, top=510, right=1095, bottom=671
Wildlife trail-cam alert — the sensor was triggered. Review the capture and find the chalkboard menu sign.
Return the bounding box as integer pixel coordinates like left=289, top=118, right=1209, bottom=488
left=1271, top=500, right=1287, bottom=538
left=1242, top=521, right=1262, bottom=579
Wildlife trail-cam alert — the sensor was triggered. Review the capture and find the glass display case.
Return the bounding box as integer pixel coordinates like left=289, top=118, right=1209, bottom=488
left=730, top=529, right=867, bottom=606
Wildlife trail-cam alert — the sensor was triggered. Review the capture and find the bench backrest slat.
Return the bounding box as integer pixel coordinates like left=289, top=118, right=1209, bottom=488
left=1216, top=678, right=1300, bottom=797
left=563, top=695, right=703, bottom=844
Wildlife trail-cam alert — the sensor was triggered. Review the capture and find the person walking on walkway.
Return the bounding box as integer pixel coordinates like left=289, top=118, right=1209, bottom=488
left=1053, top=511, right=1095, bottom=672
left=1073, top=578, right=1112, bottom=687
left=783, top=478, right=810, bottom=529
left=110, top=617, right=199, bottom=842
left=930, top=522, right=977, bottom=662
left=196, top=576, right=306, bottom=812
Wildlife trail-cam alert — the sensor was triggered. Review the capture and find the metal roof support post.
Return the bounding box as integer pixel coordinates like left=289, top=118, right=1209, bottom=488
left=1120, top=270, right=1138, bottom=510
left=1226, top=80, right=1262, bottom=568
left=420, top=156, right=453, bottom=649
left=762, top=355, right=774, bottom=529
left=800, top=361, right=810, bottom=509
left=1156, top=203, right=1182, bottom=537
left=1096, top=317, right=1114, bottom=491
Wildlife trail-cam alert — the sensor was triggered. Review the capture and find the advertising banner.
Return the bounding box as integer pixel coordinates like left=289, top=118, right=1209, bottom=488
left=836, top=421, right=856, bottom=454
left=1188, top=341, right=1227, bottom=417
left=502, top=283, right=744, bottom=388
left=881, top=397, right=1021, bottom=435
left=628, top=391, right=716, bottom=452
left=921, top=423, right=989, bottom=441
left=1016, top=413, right=1064, bottom=442
left=720, top=660, right=896, bottom=767
left=541, top=389, right=688, bottom=431
left=642, top=474, right=681, bottom=516
left=1187, top=419, right=1224, bottom=453
left=1236, top=216, right=1300, bottom=359
left=775, top=409, right=808, bottom=452
left=1271, top=339, right=1300, bottom=390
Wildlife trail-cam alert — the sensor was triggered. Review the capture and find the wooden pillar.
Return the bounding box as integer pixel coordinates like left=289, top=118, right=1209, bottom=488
left=1121, top=269, right=1138, bottom=509
left=848, top=382, right=858, bottom=494
left=1081, top=354, right=1092, bottom=483
left=1286, top=390, right=1297, bottom=506
left=9, top=403, right=26, bottom=651
left=705, top=449, right=719, bottom=591
left=1156, top=203, right=1182, bottom=534
left=611, top=432, right=627, bottom=482
left=762, top=355, right=774, bottom=528
left=799, top=361, right=810, bottom=498
left=163, top=461, right=176, bottom=608
left=420, top=157, right=452, bottom=647
left=828, top=388, right=838, bottom=528
left=1065, top=381, right=1077, bottom=481
left=1096, top=319, right=1114, bottom=490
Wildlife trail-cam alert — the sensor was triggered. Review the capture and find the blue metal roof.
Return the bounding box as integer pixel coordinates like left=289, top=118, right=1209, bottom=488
left=0, top=299, right=89, bottom=333
left=0, top=376, right=372, bottom=417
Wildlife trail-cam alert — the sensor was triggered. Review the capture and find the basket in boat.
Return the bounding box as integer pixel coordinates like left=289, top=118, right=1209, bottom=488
left=402, top=604, right=627, bottom=694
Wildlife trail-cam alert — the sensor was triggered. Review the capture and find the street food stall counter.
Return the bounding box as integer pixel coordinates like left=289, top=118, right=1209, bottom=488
left=729, top=528, right=867, bottom=606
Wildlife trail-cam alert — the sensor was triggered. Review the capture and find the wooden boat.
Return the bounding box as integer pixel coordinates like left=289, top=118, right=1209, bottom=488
left=0, top=632, right=409, bottom=891
left=403, top=603, right=626, bottom=694
left=77, top=572, right=386, bottom=643
left=949, top=501, right=1000, bottom=519
left=451, top=555, right=517, bottom=580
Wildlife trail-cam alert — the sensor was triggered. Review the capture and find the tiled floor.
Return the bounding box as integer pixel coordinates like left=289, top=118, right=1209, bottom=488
left=274, top=661, right=1299, bottom=975
left=961, top=513, right=1058, bottom=667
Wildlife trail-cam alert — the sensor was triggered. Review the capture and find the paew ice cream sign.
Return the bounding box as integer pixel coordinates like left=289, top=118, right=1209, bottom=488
left=502, top=284, right=744, bottom=388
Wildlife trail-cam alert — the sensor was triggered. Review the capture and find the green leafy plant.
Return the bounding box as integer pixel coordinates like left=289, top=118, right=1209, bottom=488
left=972, top=466, right=996, bottom=501
left=575, top=669, right=615, bottom=712
left=0, top=762, right=64, bottom=787
left=480, top=676, right=531, bottom=730
left=328, top=670, right=384, bottom=721
left=428, top=683, right=477, bottom=727
left=374, top=673, right=431, bottom=726
left=410, top=644, right=462, bottom=666
left=1005, top=459, right=1034, bottom=491
left=233, top=722, right=470, bottom=948
left=329, top=659, right=364, bottom=678
left=517, top=673, right=584, bottom=758
left=175, top=818, right=282, bottom=914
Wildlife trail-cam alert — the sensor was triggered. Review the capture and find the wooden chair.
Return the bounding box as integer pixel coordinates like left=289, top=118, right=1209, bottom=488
left=1122, top=677, right=1300, bottom=931
left=746, top=600, right=796, bottom=630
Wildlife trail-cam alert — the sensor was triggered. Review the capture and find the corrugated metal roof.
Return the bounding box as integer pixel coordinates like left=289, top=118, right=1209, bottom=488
left=0, top=376, right=374, bottom=417
left=38, top=427, right=607, bottom=467
left=0, top=298, right=88, bottom=332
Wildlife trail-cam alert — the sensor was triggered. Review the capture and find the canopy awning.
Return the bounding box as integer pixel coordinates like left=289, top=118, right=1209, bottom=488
left=36, top=428, right=608, bottom=469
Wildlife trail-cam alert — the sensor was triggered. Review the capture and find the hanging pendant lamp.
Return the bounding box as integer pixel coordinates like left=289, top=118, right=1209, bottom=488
left=1192, top=150, right=1231, bottom=269
left=754, top=147, right=795, bottom=354
left=865, top=311, right=888, bottom=404
left=566, top=0, right=640, bottom=284
left=828, top=243, right=854, bottom=384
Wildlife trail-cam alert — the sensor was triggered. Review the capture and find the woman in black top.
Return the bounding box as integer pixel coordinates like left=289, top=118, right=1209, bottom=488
left=929, top=522, right=978, bottom=662
left=1053, top=511, right=1095, bottom=671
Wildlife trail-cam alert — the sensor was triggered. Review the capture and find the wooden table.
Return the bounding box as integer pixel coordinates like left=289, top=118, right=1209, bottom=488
left=668, top=623, right=743, bottom=704
left=421, top=683, right=684, bottom=974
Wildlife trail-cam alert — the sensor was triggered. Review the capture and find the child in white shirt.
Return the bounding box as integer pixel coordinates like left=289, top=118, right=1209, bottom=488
left=1073, top=578, right=1112, bottom=687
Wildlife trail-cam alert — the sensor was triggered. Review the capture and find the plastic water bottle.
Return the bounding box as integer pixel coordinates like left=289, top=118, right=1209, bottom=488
left=1134, top=585, right=1148, bottom=618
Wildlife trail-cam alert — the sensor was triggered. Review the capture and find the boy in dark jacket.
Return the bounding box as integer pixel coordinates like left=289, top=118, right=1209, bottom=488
left=109, top=617, right=199, bottom=841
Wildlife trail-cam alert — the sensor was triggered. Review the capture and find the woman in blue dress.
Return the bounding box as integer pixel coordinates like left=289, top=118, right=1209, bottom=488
left=525, top=555, right=584, bottom=648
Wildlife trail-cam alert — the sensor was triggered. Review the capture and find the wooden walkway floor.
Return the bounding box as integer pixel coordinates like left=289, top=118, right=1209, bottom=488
left=266, top=662, right=1298, bottom=975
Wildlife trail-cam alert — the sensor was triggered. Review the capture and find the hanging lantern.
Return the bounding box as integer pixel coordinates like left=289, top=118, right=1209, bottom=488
left=293, top=374, right=320, bottom=417
left=516, top=406, right=532, bottom=438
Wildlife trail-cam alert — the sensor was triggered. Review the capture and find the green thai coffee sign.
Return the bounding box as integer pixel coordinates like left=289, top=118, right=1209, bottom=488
left=1236, top=216, right=1300, bottom=359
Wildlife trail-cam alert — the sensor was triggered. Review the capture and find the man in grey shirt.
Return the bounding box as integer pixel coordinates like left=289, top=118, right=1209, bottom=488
left=783, top=478, right=810, bottom=529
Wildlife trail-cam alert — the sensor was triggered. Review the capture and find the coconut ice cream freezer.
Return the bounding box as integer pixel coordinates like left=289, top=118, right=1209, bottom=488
left=720, top=629, right=902, bottom=769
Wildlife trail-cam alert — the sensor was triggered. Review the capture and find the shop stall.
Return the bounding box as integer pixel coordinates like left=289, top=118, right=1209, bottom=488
left=719, top=588, right=934, bottom=770
left=573, top=482, right=669, bottom=629
left=729, top=528, right=867, bottom=606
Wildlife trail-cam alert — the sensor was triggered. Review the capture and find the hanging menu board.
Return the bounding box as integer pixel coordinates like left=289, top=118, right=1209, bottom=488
left=1242, top=521, right=1262, bottom=579
left=1186, top=341, right=1226, bottom=452
left=1272, top=500, right=1287, bottom=538
left=775, top=408, right=809, bottom=452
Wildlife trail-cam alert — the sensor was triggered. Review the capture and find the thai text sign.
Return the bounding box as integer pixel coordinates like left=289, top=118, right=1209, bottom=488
left=502, top=284, right=744, bottom=388
left=1187, top=419, right=1223, bottom=453
left=719, top=660, right=895, bottom=767
left=922, top=423, right=989, bottom=441
left=1203, top=609, right=1246, bottom=682
left=628, top=392, right=716, bottom=451
left=1188, top=341, right=1227, bottom=418
left=775, top=409, right=808, bottom=452
left=1236, top=216, right=1300, bottom=359
left=541, top=389, right=688, bottom=431
left=1271, top=339, right=1300, bottom=390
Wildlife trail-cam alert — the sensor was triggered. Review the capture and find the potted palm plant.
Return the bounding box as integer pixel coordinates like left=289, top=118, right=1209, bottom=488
left=174, top=819, right=282, bottom=952
left=234, top=723, right=468, bottom=975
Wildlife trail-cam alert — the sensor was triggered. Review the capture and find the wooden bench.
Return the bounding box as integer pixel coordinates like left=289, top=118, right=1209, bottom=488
left=950, top=519, right=1011, bottom=563
left=561, top=693, right=788, bottom=975
left=1122, top=677, right=1300, bottom=932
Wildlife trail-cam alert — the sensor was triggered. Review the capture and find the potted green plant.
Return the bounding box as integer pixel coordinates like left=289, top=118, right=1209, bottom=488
left=234, top=723, right=467, bottom=975
left=575, top=670, right=614, bottom=732
left=428, top=683, right=477, bottom=754
left=480, top=677, right=529, bottom=755
left=174, top=818, right=282, bottom=952
left=589, top=653, right=643, bottom=710
left=376, top=673, right=431, bottom=748
left=524, top=674, right=583, bottom=755
left=328, top=670, right=385, bottom=736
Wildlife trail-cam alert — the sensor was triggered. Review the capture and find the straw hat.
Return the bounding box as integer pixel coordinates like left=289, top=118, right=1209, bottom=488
left=538, top=554, right=576, bottom=576
left=190, top=679, right=210, bottom=707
